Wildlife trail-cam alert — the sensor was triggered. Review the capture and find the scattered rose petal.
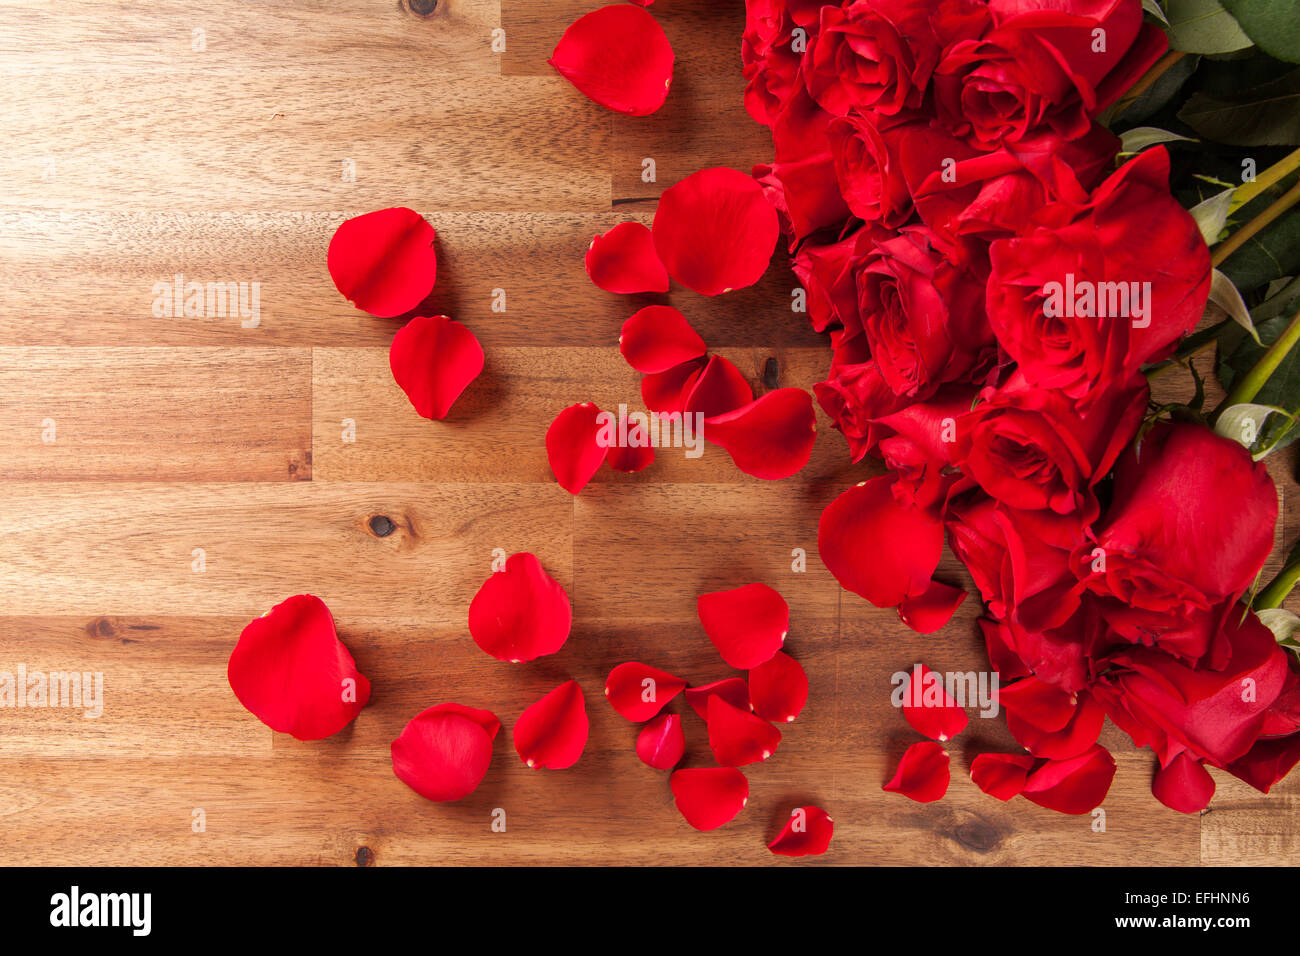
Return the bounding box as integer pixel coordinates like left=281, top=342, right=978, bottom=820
left=997, top=676, right=1077, bottom=733
left=897, top=580, right=966, bottom=634
left=514, top=679, right=589, bottom=770
left=606, top=435, right=655, bottom=473
left=901, top=663, right=968, bottom=742
left=707, top=694, right=782, bottom=766
left=586, top=222, right=670, bottom=293
left=670, top=766, right=749, bottom=830
left=1021, top=745, right=1116, bottom=814
left=637, top=713, right=685, bottom=770
left=970, top=752, right=1036, bottom=801
left=391, top=703, right=499, bottom=802
left=388, top=315, right=484, bottom=420
left=1007, top=693, right=1104, bottom=760
left=548, top=4, right=674, bottom=117
left=768, top=806, right=834, bottom=857
left=682, top=354, right=754, bottom=419
left=883, top=741, right=950, bottom=803
left=686, top=677, right=751, bottom=721
left=1152, top=752, right=1216, bottom=814
left=228, top=594, right=370, bottom=741
left=327, top=206, right=437, bottom=318
left=704, top=388, right=817, bottom=480
left=620, top=305, right=707, bottom=374
left=653, top=167, right=780, bottom=295
left=642, top=358, right=706, bottom=413
left=546, top=402, right=609, bottom=494
left=468, top=552, right=572, bottom=663
left=748, top=651, right=808, bottom=723
left=697, top=582, right=789, bottom=669
left=605, top=661, right=687, bottom=721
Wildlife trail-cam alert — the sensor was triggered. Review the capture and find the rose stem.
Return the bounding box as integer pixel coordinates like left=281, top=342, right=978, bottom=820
left=1212, top=181, right=1300, bottom=268
left=1219, top=304, right=1300, bottom=412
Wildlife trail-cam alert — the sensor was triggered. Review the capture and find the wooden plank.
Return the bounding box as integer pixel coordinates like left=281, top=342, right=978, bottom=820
left=0, top=347, right=311, bottom=480
left=1201, top=777, right=1300, bottom=866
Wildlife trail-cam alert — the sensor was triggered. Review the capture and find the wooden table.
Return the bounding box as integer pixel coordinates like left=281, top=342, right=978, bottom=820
left=0, top=0, right=1294, bottom=866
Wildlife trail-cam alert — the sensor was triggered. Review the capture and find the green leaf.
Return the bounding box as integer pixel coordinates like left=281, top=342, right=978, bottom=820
left=1210, top=267, right=1262, bottom=343
left=1119, top=126, right=1197, bottom=153
left=1219, top=204, right=1300, bottom=292
left=1221, top=0, right=1300, bottom=64
left=1256, top=608, right=1300, bottom=653
left=1177, top=69, right=1300, bottom=146
left=1218, top=304, right=1300, bottom=453
left=1190, top=185, right=1236, bottom=242
left=1143, top=0, right=1172, bottom=26
left=1165, top=0, right=1254, bottom=54
left=1109, top=52, right=1200, bottom=125
left=1213, top=402, right=1297, bottom=457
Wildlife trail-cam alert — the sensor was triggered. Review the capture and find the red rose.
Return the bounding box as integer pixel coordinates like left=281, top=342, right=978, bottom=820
left=791, top=222, right=888, bottom=334
left=767, top=88, right=853, bottom=243
left=813, top=360, right=909, bottom=462
left=742, top=0, right=824, bottom=125
left=827, top=112, right=915, bottom=227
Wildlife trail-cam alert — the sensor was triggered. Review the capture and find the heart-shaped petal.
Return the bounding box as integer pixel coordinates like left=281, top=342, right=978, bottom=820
left=587, top=222, right=670, bottom=294
left=1022, top=745, right=1116, bottom=814
left=546, top=402, right=609, bottom=494
left=391, top=703, right=499, bottom=802
left=388, top=315, right=484, bottom=420
left=1007, top=693, right=1104, bottom=760
left=882, top=741, right=949, bottom=803
left=620, top=305, right=707, bottom=374
left=605, top=661, right=687, bottom=721
left=704, top=387, right=817, bottom=480
left=670, top=766, right=749, bottom=830
left=468, top=552, right=572, bottom=663
left=768, top=806, right=834, bottom=857
left=682, top=354, right=753, bottom=420
left=514, top=679, right=589, bottom=770
left=548, top=4, right=674, bottom=116
left=901, top=663, right=968, bottom=742
left=697, top=582, right=789, bottom=669
left=897, top=579, right=967, bottom=634
left=970, top=752, right=1036, bottom=801
left=707, top=695, right=781, bottom=766
left=748, top=651, right=808, bottom=724
left=636, top=713, right=685, bottom=770
left=327, top=207, right=437, bottom=317
left=1152, top=751, right=1216, bottom=814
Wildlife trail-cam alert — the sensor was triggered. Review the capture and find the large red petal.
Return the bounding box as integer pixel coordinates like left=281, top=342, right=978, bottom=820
left=682, top=355, right=754, bottom=419
left=818, top=476, right=943, bottom=607
left=636, top=713, right=685, bottom=770
left=748, top=651, right=808, bottom=724
left=882, top=741, right=950, bottom=803
left=1021, top=745, right=1116, bottom=814
left=897, top=579, right=967, bottom=634
left=704, top=388, right=817, bottom=480
left=546, top=402, right=609, bottom=494
left=620, top=305, right=707, bottom=374
left=548, top=5, right=674, bottom=117
left=1007, top=693, right=1104, bottom=760
left=586, top=222, right=670, bottom=293
left=228, top=594, right=370, bottom=741
left=391, top=705, right=497, bottom=802
left=768, top=806, right=835, bottom=857
left=707, top=695, right=782, bottom=766
left=388, top=315, right=484, bottom=420
left=685, top=677, right=751, bottom=721
left=998, top=676, right=1077, bottom=733
left=970, top=752, right=1036, bottom=801
left=697, top=582, right=789, bottom=669
left=327, top=207, right=437, bottom=318
left=669, top=766, right=749, bottom=830
left=468, top=553, right=572, bottom=663
left=1152, top=751, right=1216, bottom=814
left=513, top=679, right=589, bottom=770
left=652, top=167, right=779, bottom=295
left=901, top=663, right=969, bottom=742
left=604, top=661, right=687, bottom=721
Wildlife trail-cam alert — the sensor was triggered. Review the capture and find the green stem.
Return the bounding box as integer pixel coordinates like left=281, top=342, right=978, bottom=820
left=1217, top=305, right=1300, bottom=414
left=1257, top=558, right=1300, bottom=610
left=1212, top=181, right=1300, bottom=267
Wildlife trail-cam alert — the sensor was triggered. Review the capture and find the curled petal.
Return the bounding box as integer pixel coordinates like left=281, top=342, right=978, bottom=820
left=1022, top=745, right=1116, bottom=815
left=697, top=582, right=789, bottom=669
left=636, top=713, right=685, bottom=770
left=683, top=355, right=754, bottom=420
left=604, top=661, right=687, bottom=722
left=1152, top=752, right=1216, bottom=814
left=546, top=402, right=609, bottom=494
left=653, top=167, right=780, bottom=295
left=327, top=207, right=437, bottom=318
left=707, top=695, right=782, bottom=766
left=468, top=552, right=572, bottom=663
left=514, top=680, right=589, bottom=770
left=883, top=741, right=950, bottom=803
left=818, top=476, right=943, bottom=607
left=686, top=677, right=751, bottom=721
left=704, top=388, right=817, bottom=480
left=1007, top=693, right=1104, bottom=760
left=901, top=663, right=968, bottom=742
left=998, top=676, right=1077, bottom=733
left=749, top=651, right=808, bottom=724
left=768, top=806, right=835, bottom=857
left=898, top=580, right=966, bottom=634
left=389, top=315, right=484, bottom=420
left=391, top=704, right=498, bottom=802
left=548, top=4, right=674, bottom=117
left=670, top=766, right=749, bottom=830
left=228, top=594, right=370, bottom=741
left=970, top=752, right=1036, bottom=801
left=586, top=222, right=670, bottom=294
left=620, top=305, right=707, bottom=374
left=642, top=358, right=706, bottom=414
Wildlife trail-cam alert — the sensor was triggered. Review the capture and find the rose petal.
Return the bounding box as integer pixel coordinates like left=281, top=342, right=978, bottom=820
left=1007, top=693, right=1105, bottom=760
left=642, top=358, right=706, bottom=414
left=1152, top=751, right=1216, bottom=814
left=697, top=582, right=789, bottom=669
left=748, top=651, right=808, bottom=724
left=327, top=207, right=437, bottom=318
left=586, top=222, right=671, bottom=294
left=682, top=355, right=754, bottom=420
left=620, top=305, right=707, bottom=374
left=704, top=388, right=817, bottom=480
left=971, top=752, right=1037, bottom=801
left=768, top=806, right=835, bottom=857
left=604, top=661, right=687, bottom=721
left=468, top=553, right=572, bottom=663
left=997, top=676, right=1077, bottom=733
left=707, top=695, right=782, bottom=766
left=1022, top=744, right=1116, bottom=814
left=514, top=679, right=589, bottom=770
left=388, top=315, right=484, bottom=420
left=901, top=663, right=969, bottom=742
left=606, top=436, right=655, bottom=473
left=548, top=4, right=674, bottom=117
left=670, top=766, right=749, bottom=830
left=897, top=580, right=967, bottom=634
left=882, top=741, right=950, bottom=803
left=636, top=713, right=685, bottom=770
left=228, top=594, right=370, bottom=741
left=546, top=402, right=609, bottom=494
left=685, top=677, right=751, bottom=721
left=818, top=476, right=944, bottom=607
left=391, top=704, right=498, bottom=802
left=653, top=167, right=779, bottom=295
